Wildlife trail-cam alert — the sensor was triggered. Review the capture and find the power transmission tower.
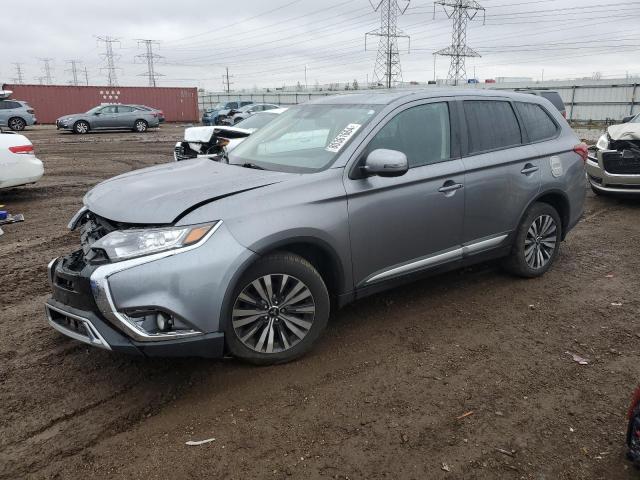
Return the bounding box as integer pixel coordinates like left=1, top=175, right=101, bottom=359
left=222, top=67, right=233, bottom=93
left=365, top=0, right=411, bottom=89
left=135, top=39, right=164, bottom=87
left=433, top=0, right=485, bottom=86
left=11, top=63, right=25, bottom=84
left=96, top=36, right=121, bottom=86
left=39, top=58, right=54, bottom=84
left=83, top=66, right=90, bottom=86
left=66, top=60, right=82, bottom=86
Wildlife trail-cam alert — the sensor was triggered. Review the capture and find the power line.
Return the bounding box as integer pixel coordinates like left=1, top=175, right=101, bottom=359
left=38, top=58, right=54, bottom=84
left=433, top=0, right=485, bottom=85
left=11, top=63, right=24, bottom=84
left=366, top=0, right=411, bottom=88
left=96, top=36, right=121, bottom=86
left=66, top=60, right=82, bottom=86
left=135, top=39, right=164, bottom=87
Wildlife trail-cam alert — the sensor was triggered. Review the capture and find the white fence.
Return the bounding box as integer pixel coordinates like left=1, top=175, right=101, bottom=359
left=199, top=80, right=640, bottom=124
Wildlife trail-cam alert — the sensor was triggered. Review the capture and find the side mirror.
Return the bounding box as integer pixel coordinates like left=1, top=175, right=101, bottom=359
left=362, top=149, right=408, bottom=177
left=622, top=115, right=634, bottom=123
left=94, top=112, right=101, bottom=116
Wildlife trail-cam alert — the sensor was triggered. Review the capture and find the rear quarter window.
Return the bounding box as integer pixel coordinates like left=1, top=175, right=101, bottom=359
left=463, top=100, right=522, bottom=154
left=515, top=102, right=559, bottom=143
left=540, top=92, right=565, bottom=112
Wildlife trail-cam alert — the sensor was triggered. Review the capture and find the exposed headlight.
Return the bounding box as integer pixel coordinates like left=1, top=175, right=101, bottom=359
left=91, top=223, right=217, bottom=261
left=596, top=134, right=609, bottom=151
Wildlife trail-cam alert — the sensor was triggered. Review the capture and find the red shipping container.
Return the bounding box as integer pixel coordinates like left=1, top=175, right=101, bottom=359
left=1, top=84, right=199, bottom=123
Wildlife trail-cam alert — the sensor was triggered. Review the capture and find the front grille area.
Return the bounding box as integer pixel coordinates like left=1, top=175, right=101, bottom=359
left=46, top=304, right=110, bottom=349
left=603, top=151, right=640, bottom=175
left=174, top=143, right=197, bottom=161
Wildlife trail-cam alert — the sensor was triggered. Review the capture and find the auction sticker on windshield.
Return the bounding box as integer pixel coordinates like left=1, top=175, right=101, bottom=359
left=325, top=124, right=362, bottom=153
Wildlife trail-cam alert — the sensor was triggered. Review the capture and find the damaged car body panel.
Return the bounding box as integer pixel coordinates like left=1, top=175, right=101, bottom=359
left=587, top=117, right=640, bottom=194
left=174, top=126, right=253, bottom=161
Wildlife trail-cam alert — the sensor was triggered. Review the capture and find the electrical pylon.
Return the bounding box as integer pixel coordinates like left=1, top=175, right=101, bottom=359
left=433, top=0, right=485, bottom=86
left=365, top=0, right=411, bottom=89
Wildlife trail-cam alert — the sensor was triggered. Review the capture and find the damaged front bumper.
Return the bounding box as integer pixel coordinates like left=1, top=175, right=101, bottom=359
left=586, top=149, right=640, bottom=194
left=45, top=221, right=256, bottom=358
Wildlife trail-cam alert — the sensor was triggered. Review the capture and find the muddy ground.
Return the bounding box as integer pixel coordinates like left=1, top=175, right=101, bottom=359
left=1, top=125, right=639, bottom=480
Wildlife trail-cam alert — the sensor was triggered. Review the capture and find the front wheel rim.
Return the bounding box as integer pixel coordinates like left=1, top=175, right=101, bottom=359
left=524, top=214, right=557, bottom=269
left=232, top=274, right=315, bottom=354
left=76, top=123, right=87, bottom=133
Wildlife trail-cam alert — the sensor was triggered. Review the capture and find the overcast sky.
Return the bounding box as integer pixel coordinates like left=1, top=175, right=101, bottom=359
left=1, top=0, right=639, bottom=91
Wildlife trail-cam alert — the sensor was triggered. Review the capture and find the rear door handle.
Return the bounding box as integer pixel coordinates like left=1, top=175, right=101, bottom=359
left=521, top=164, right=539, bottom=175
left=438, top=181, right=464, bottom=194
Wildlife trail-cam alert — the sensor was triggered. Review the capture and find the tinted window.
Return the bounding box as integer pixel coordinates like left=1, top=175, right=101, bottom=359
left=539, top=92, right=565, bottom=112
left=464, top=101, right=522, bottom=154
left=368, top=102, right=450, bottom=168
left=1, top=101, right=21, bottom=109
left=118, top=106, right=134, bottom=113
left=101, top=106, right=118, bottom=114
left=515, top=102, right=558, bottom=142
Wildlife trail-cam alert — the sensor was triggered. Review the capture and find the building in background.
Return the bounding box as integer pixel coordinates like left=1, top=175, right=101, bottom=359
left=1, top=84, right=199, bottom=123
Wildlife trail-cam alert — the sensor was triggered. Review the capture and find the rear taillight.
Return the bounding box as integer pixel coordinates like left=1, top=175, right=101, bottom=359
left=9, top=145, right=34, bottom=154
left=573, top=143, right=588, bottom=162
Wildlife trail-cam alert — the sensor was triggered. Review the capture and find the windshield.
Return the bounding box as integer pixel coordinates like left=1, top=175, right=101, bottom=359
left=85, top=106, right=103, bottom=114
left=208, top=104, right=225, bottom=112
left=235, top=112, right=279, bottom=130
left=228, top=104, right=381, bottom=173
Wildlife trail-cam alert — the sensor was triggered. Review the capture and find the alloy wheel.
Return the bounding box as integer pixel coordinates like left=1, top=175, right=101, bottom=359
left=135, top=121, right=147, bottom=132
left=524, top=214, right=557, bottom=269
left=75, top=122, right=88, bottom=134
left=9, top=118, right=25, bottom=131
left=232, top=274, right=315, bottom=354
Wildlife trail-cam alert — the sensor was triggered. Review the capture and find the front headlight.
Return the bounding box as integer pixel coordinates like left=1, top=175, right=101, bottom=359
left=596, top=134, right=609, bottom=151
left=91, top=223, right=217, bottom=261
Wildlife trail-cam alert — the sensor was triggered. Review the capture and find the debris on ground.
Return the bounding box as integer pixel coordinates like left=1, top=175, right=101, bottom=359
left=456, top=411, right=474, bottom=420
left=611, top=302, right=623, bottom=307
left=441, top=463, right=451, bottom=472
left=566, top=352, right=590, bottom=365
left=185, top=437, right=216, bottom=446
left=496, top=448, right=515, bottom=457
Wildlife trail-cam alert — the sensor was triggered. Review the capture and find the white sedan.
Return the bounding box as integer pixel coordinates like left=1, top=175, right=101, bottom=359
left=0, top=130, right=44, bottom=189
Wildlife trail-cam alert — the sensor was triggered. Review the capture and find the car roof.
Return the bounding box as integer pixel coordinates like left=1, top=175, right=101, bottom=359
left=255, top=108, right=287, bottom=115
left=307, top=88, right=551, bottom=106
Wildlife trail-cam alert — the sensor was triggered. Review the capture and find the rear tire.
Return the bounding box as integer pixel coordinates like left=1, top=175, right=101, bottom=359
left=73, top=120, right=89, bottom=134
left=224, top=253, right=330, bottom=365
left=502, top=202, right=562, bottom=278
left=8, top=117, right=26, bottom=131
left=133, top=119, right=148, bottom=133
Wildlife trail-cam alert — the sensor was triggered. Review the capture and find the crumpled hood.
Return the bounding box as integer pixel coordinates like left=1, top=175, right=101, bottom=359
left=84, top=159, right=292, bottom=224
left=607, top=123, right=640, bottom=142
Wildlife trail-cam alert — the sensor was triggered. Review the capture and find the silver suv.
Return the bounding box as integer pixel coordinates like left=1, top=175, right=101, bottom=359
left=0, top=99, right=37, bottom=131
left=46, top=90, right=587, bottom=364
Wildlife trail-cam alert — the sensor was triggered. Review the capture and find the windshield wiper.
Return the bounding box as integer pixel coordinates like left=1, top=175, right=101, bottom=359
left=241, top=162, right=266, bottom=170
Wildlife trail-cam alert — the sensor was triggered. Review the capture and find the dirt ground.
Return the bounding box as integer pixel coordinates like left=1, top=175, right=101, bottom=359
left=1, top=125, right=639, bottom=480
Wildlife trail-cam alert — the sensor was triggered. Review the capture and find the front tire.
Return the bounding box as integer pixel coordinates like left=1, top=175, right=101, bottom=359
left=503, top=202, right=562, bottom=278
left=225, top=253, right=330, bottom=365
left=73, top=120, right=90, bottom=134
left=134, top=119, right=148, bottom=132
left=8, top=117, right=26, bottom=131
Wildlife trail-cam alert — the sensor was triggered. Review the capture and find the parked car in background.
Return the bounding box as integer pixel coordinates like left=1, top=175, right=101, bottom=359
left=588, top=112, right=640, bottom=195
left=175, top=108, right=286, bottom=161
left=0, top=129, right=44, bottom=189
left=202, top=101, right=253, bottom=126
left=55, top=104, right=160, bottom=134
left=221, top=103, right=281, bottom=126
left=0, top=91, right=37, bottom=131
left=131, top=104, right=165, bottom=123
left=515, top=89, right=567, bottom=118
left=47, top=90, right=586, bottom=365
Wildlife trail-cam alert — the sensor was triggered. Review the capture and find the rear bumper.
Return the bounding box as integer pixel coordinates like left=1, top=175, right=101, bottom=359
left=0, top=156, right=44, bottom=189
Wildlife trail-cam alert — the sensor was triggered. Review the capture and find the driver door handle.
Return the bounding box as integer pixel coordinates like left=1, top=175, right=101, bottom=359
left=438, top=181, right=464, bottom=194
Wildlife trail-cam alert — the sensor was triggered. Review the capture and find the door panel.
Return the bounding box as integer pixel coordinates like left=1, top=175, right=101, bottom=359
left=346, top=160, right=465, bottom=286
left=462, top=145, right=541, bottom=243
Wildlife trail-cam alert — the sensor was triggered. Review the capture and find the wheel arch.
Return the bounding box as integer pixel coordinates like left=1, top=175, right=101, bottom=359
left=523, top=189, right=571, bottom=240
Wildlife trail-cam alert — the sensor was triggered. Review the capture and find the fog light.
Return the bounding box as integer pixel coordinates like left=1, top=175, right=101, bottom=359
left=156, top=312, right=174, bottom=332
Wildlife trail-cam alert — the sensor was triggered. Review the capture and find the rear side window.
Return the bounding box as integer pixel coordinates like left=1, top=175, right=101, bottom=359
left=367, top=102, right=451, bottom=168
left=515, top=102, right=558, bottom=142
left=464, top=100, right=522, bottom=154
left=118, top=106, right=134, bottom=113
left=1, top=101, right=21, bottom=109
